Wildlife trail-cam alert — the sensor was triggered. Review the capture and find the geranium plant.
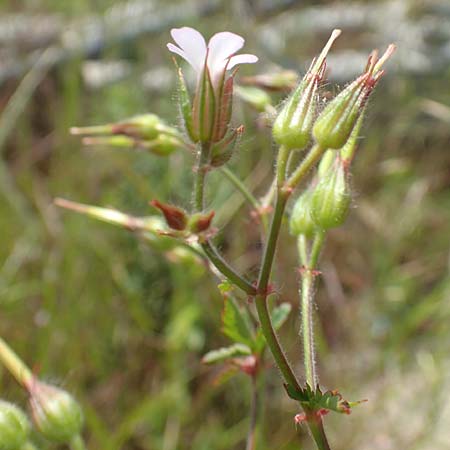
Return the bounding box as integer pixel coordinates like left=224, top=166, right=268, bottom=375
left=0, top=27, right=394, bottom=450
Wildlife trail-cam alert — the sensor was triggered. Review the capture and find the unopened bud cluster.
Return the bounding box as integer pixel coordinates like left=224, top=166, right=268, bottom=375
left=283, top=42, right=395, bottom=236
left=71, top=113, right=183, bottom=156
left=151, top=199, right=215, bottom=236
left=274, top=40, right=394, bottom=154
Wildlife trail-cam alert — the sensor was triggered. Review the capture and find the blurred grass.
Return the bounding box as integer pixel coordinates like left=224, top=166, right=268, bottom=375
left=0, top=1, right=449, bottom=449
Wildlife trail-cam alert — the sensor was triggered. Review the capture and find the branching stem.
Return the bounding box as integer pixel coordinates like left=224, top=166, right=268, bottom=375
left=193, top=143, right=256, bottom=295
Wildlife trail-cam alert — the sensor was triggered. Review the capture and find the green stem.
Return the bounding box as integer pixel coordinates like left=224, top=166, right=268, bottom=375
left=0, top=336, right=32, bottom=387
left=245, top=376, right=259, bottom=450
left=256, top=191, right=289, bottom=290
left=202, top=240, right=256, bottom=295
left=70, top=435, right=87, bottom=450
left=254, top=145, right=301, bottom=391
left=255, top=293, right=300, bottom=390
left=253, top=144, right=329, bottom=391
left=276, top=145, right=290, bottom=187
left=193, top=144, right=256, bottom=295
left=285, top=144, right=325, bottom=191
left=299, top=232, right=325, bottom=388
left=307, top=418, right=332, bottom=450
left=301, top=268, right=316, bottom=387
left=193, top=145, right=210, bottom=211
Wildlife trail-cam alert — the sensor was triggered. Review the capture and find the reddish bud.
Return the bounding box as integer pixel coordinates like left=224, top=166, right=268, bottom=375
left=150, top=200, right=187, bottom=230
left=210, top=125, right=243, bottom=167
left=213, top=69, right=235, bottom=142
left=188, top=211, right=215, bottom=233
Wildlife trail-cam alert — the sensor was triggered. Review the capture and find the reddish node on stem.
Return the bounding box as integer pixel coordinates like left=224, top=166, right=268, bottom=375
left=294, top=413, right=307, bottom=424
left=297, top=266, right=322, bottom=277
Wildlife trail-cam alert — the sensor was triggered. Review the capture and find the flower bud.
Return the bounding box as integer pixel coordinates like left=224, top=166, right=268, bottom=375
left=192, top=58, right=216, bottom=143
left=0, top=400, right=30, bottom=450
left=28, top=381, right=83, bottom=444
left=289, top=190, right=317, bottom=238
left=272, top=29, right=341, bottom=151
left=311, top=158, right=351, bottom=229
left=313, top=44, right=395, bottom=151
left=272, top=64, right=323, bottom=151
left=210, top=125, right=243, bottom=167
left=313, top=73, right=368, bottom=150
left=81, top=134, right=181, bottom=156
left=72, top=114, right=182, bottom=156
left=235, top=86, right=272, bottom=112
left=188, top=211, right=215, bottom=233
left=143, top=134, right=181, bottom=156
left=150, top=200, right=187, bottom=231
left=71, top=114, right=164, bottom=141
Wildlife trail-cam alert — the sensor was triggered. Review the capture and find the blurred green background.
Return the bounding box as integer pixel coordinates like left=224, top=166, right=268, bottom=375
left=0, top=0, right=449, bottom=449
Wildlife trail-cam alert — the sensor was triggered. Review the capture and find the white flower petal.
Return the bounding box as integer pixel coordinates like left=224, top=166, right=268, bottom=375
left=167, top=43, right=189, bottom=62
left=208, top=32, right=245, bottom=68
left=169, top=27, right=207, bottom=72
left=227, top=54, right=259, bottom=70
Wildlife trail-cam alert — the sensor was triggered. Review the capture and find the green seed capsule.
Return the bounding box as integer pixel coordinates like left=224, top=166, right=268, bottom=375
left=29, top=382, right=84, bottom=444
left=289, top=190, right=317, bottom=238
left=313, top=74, right=367, bottom=150
left=273, top=73, right=318, bottom=151
left=311, top=159, right=351, bottom=229
left=0, top=400, right=30, bottom=450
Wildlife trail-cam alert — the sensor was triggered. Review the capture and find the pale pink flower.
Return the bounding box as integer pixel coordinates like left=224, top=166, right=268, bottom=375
left=167, top=27, right=258, bottom=88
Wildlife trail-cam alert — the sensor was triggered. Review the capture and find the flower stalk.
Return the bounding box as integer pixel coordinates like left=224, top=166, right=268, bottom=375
left=0, top=337, right=32, bottom=388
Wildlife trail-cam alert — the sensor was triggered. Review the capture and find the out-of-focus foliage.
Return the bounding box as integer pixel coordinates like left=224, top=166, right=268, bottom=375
left=0, top=1, right=449, bottom=449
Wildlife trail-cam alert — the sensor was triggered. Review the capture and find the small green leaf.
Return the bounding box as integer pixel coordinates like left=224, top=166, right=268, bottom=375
left=222, top=297, right=253, bottom=346
left=285, top=383, right=365, bottom=415
left=202, top=343, right=252, bottom=365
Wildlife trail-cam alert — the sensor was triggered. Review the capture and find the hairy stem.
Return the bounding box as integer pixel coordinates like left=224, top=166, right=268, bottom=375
left=245, top=377, right=259, bottom=450
left=201, top=240, right=255, bottom=294
left=298, top=231, right=324, bottom=388
left=193, top=145, right=210, bottom=210
left=285, top=144, right=325, bottom=191
left=254, top=142, right=326, bottom=391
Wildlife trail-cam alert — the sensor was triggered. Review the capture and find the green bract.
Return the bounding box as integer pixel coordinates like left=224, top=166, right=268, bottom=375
left=0, top=400, right=30, bottom=450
